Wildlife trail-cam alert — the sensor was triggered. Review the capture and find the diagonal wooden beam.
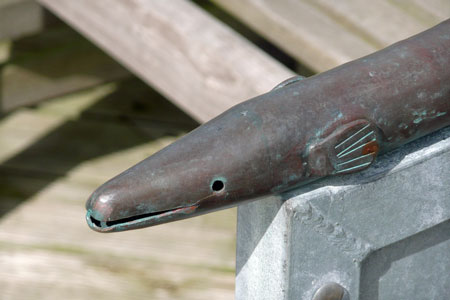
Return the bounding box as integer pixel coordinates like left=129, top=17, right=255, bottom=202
left=213, top=0, right=448, bottom=72
left=37, top=0, right=294, bottom=123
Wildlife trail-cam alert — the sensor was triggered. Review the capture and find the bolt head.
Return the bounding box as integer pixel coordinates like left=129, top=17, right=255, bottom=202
left=312, top=282, right=349, bottom=300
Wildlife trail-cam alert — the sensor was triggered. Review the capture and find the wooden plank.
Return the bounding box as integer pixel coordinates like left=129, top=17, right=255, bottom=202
left=0, top=114, right=182, bottom=182
left=0, top=26, right=130, bottom=112
left=0, top=248, right=234, bottom=300
left=0, top=0, right=45, bottom=40
left=213, top=0, right=377, bottom=72
left=37, top=0, right=294, bottom=122
left=0, top=175, right=236, bottom=270
left=71, top=79, right=198, bottom=129
left=0, top=80, right=196, bottom=180
left=0, top=177, right=236, bottom=300
left=389, top=0, right=450, bottom=24
left=412, top=0, right=450, bottom=20
left=214, top=0, right=449, bottom=72
left=308, top=0, right=435, bottom=47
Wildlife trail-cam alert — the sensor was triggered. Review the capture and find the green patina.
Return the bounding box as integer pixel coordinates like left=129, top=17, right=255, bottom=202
left=413, top=117, right=423, bottom=124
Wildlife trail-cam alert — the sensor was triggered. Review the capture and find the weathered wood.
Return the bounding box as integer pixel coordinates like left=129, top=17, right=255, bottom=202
left=213, top=0, right=376, bottom=72
left=0, top=247, right=234, bottom=300
left=0, top=26, right=130, bottom=112
left=37, top=0, right=294, bottom=122
left=213, top=0, right=449, bottom=72
left=0, top=0, right=45, bottom=40
left=0, top=178, right=236, bottom=300
left=308, top=0, right=436, bottom=46
left=0, top=81, right=235, bottom=299
left=0, top=80, right=196, bottom=178
left=391, top=0, right=450, bottom=23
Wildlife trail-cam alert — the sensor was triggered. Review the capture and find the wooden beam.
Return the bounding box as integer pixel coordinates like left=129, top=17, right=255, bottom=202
left=389, top=0, right=450, bottom=24
left=213, top=0, right=376, bottom=72
left=412, top=0, right=450, bottom=20
left=213, top=0, right=449, bottom=72
left=36, top=0, right=294, bottom=123
left=307, top=0, right=437, bottom=47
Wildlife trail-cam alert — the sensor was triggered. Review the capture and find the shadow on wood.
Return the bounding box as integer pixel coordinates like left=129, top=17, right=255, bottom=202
left=0, top=24, right=130, bottom=112
left=0, top=78, right=198, bottom=219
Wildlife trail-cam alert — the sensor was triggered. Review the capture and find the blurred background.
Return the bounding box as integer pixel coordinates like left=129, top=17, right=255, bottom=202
left=0, top=0, right=448, bottom=299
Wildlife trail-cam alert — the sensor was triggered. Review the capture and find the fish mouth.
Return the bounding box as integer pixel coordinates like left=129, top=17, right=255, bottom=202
left=86, top=205, right=198, bottom=232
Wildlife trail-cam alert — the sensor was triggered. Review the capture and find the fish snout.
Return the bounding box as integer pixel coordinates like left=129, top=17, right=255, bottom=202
left=85, top=175, right=203, bottom=232
left=86, top=186, right=123, bottom=232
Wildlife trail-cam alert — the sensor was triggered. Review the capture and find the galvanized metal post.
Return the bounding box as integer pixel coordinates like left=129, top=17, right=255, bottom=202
left=236, top=127, right=450, bottom=300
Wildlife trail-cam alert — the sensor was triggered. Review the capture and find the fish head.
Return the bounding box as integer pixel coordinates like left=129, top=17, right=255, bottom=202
left=86, top=92, right=305, bottom=232
left=85, top=81, right=380, bottom=232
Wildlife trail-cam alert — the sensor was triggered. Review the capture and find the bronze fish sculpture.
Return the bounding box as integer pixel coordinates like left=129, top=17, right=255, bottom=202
left=86, top=19, right=450, bottom=232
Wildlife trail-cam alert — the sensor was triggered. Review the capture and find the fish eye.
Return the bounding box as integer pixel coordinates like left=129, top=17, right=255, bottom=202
left=211, top=179, right=225, bottom=192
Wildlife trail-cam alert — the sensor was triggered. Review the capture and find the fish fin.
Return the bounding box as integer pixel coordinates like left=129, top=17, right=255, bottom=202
left=306, top=120, right=380, bottom=176
left=272, top=75, right=305, bottom=91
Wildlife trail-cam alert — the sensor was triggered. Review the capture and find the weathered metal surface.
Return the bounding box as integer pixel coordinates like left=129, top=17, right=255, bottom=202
left=235, top=126, right=450, bottom=300
left=86, top=19, right=450, bottom=232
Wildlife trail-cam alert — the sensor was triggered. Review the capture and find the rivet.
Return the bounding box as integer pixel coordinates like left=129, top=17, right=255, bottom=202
left=312, top=282, right=349, bottom=300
